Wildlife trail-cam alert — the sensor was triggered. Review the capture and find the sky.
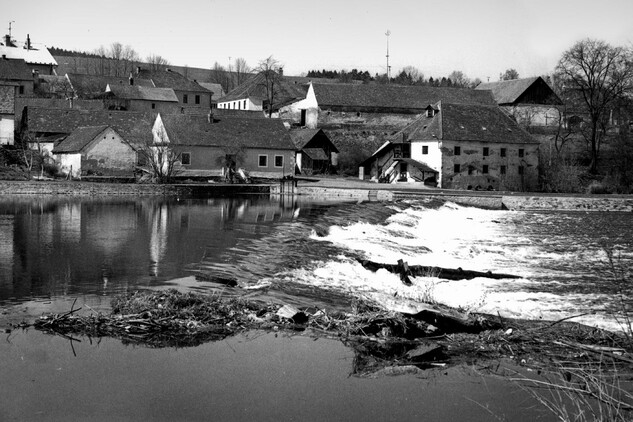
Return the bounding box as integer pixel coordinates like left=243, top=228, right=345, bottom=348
left=5, top=0, right=633, bottom=82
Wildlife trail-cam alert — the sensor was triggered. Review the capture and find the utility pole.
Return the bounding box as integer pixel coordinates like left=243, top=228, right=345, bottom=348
left=385, top=30, right=391, bottom=83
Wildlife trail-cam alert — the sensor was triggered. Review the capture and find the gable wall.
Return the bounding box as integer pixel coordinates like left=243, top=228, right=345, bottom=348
left=83, top=127, right=137, bottom=175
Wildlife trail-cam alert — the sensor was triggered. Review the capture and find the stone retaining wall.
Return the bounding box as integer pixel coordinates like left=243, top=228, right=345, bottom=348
left=501, top=195, right=633, bottom=212
left=0, top=181, right=183, bottom=196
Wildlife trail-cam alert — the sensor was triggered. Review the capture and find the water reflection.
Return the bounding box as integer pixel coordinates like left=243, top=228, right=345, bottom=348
left=0, top=195, right=338, bottom=305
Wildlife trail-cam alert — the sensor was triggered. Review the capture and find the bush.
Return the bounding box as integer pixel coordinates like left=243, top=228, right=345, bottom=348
left=586, top=180, right=612, bottom=194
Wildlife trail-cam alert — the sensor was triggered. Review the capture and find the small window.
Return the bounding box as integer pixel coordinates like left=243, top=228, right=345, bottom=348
left=181, top=152, right=191, bottom=165
left=454, top=164, right=461, bottom=173
left=422, top=146, right=429, bottom=155
left=356, top=111, right=361, bottom=117
left=243, top=100, right=246, bottom=109
left=195, top=95, right=200, bottom=105
left=483, top=165, right=489, bottom=174
left=151, top=103, right=156, bottom=109
left=500, top=148, right=506, bottom=157
left=258, top=155, right=268, bottom=167
left=19, top=85, right=25, bottom=95
left=238, top=102, right=241, bottom=110
left=518, top=166, right=524, bottom=175
left=454, top=146, right=461, bottom=156
left=274, top=155, right=284, bottom=168
left=518, top=148, right=524, bottom=158
left=500, top=165, right=506, bottom=175
left=483, top=147, right=489, bottom=156
left=183, top=94, right=188, bottom=104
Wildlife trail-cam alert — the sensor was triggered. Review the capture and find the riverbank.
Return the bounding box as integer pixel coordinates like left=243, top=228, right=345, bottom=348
left=1, top=179, right=632, bottom=211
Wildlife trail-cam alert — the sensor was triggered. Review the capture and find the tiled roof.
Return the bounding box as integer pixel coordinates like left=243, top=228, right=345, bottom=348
left=312, top=83, right=497, bottom=110
left=218, top=72, right=309, bottom=108
left=0, top=45, right=57, bottom=66
left=475, top=77, right=562, bottom=105
left=289, top=128, right=321, bottom=149
left=136, top=68, right=209, bottom=92
left=53, top=125, right=109, bottom=153
left=400, top=102, right=538, bottom=144
left=0, top=58, right=32, bottom=81
left=397, top=158, right=437, bottom=173
left=197, top=82, right=224, bottom=99
left=160, top=113, right=295, bottom=150
left=26, top=107, right=155, bottom=145
left=106, top=84, right=178, bottom=102
left=302, top=148, right=328, bottom=160
left=67, top=73, right=155, bottom=98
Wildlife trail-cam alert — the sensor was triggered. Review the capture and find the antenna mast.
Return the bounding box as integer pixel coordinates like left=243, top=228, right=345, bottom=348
left=385, top=30, right=391, bottom=83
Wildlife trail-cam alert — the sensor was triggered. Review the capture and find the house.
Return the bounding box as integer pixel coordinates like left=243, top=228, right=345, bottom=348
left=20, top=107, right=154, bottom=159
left=0, top=58, right=34, bottom=145
left=362, top=102, right=540, bottom=191
left=136, top=67, right=212, bottom=111
left=66, top=72, right=155, bottom=99
left=103, top=83, right=180, bottom=113
left=217, top=72, right=316, bottom=127
left=152, top=113, right=296, bottom=178
left=0, top=33, right=57, bottom=75
left=475, top=77, right=563, bottom=127
left=289, top=128, right=338, bottom=175
left=52, top=125, right=141, bottom=178
left=197, top=82, right=224, bottom=108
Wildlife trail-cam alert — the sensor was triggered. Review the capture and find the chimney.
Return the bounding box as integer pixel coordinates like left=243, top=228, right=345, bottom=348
left=4, top=35, right=11, bottom=47
left=129, top=72, right=134, bottom=86
left=26, top=34, right=31, bottom=50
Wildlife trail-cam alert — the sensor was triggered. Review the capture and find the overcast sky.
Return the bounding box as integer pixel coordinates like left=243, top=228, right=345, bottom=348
left=6, top=0, right=633, bottom=81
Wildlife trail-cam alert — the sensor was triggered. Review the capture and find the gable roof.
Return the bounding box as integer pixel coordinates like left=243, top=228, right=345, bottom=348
left=53, top=125, right=109, bottom=153
left=218, top=72, right=309, bottom=108
left=0, top=44, right=57, bottom=66
left=0, top=58, right=33, bottom=81
left=400, top=102, right=538, bottom=144
left=67, top=73, right=155, bottom=98
left=289, top=128, right=338, bottom=152
left=159, top=114, right=295, bottom=150
left=25, top=107, right=154, bottom=145
left=475, top=76, right=562, bottom=105
left=136, top=68, right=209, bottom=92
left=106, top=84, right=179, bottom=102
left=312, top=83, right=497, bottom=111
left=197, top=82, right=224, bottom=99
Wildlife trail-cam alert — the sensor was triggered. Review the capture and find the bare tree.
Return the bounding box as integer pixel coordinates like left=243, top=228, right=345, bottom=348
left=210, top=62, right=232, bottom=94
left=555, top=38, right=633, bottom=173
left=234, top=57, right=251, bottom=86
left=146, top=53, right=170, bottom=71
left=137, top=130, right=181, bottom=183
left=448, top=70, right=470, bottom=88
left=501, top=68, right=520, bottom=81
left=256, top=56, right=283, bottom=118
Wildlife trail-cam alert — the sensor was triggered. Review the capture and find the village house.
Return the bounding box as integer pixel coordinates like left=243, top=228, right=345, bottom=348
left=103, top=83, right=180, bottom=113
left=152, top=112, right=296, bottom=179
left=52, top=125, right=141, bottom=178
left=136, top=67, right=212, bottom=111
left=289, top=128, right=339, bottom=175
left=197, top=82, right=225, bottom=108
left=0, top=58, right=34, bottom=145
left=0, top=33, right=58, bottom=75
left=362, top=102, right=540, bottom=191
left=475, top=76, right=563, bottom=127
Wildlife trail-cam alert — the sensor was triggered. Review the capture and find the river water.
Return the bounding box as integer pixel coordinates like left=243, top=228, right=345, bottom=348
left=1, top=194, right=631, bottom=421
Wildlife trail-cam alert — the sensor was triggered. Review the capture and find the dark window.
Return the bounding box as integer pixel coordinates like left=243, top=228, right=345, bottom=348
left=454, top=164, right=461, bottom=173
left=393, top=145, right=402, bottom=158
left=483, top=165, right=489, bottom=174
left=518, top=148, right=524, bottom=158
left=483, top=147, right=489, bottom=156
left=518, top=166, right=524, bottom=175
left=183, top=94, right=188, bottom=104
left=181, top=152, right=191, bottom=165
left=454, top=146, right=461, bottom=156
left=274, top=155, right=284, bottom=167
left=151, top=103, right=156, bottom=109
left=500, top=165, right=506, bottom=175
left=19, top=85, right=24, bottom=95
left=300, top=109, right=306, bottom=126
left=422, top=145, right=429, bottom=154
left=195, top=95, right=200, bottom=105
left=258, top=155, right=268, bottom=167
left=500, top=148, right=506, bottom=157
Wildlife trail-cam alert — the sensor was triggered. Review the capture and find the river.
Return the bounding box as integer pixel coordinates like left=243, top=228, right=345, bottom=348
left=1, top=194, right=631, bottom=421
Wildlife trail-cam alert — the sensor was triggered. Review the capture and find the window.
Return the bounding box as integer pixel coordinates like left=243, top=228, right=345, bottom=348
left=195, top=95, right=200, bottom=105
left=500, top=165, right=506, bottom=175
left=483, top=147, right=489, bottom=156
left=454, top=164, right=461, bottom=173
left=518, top=166, right=524, bottom=175
left=454, top=146, right=461, bottom=156
left=274, top=155, right=284, bottom=168
left=151, top=103, right=156, bottom=109
left=483, top=165, right=489, bottom=174
left=393, top=145, right=402, bottom=158
left=19, top=85, right=24, bottom=95
left=181, top=152, right=191, bottom=165
left=258, top=155, right=268, bottom=167
left=183, top=94, right=188, bottom=104
left=518, top=148, right=524, bottom=158
left=500, top=148, right=506, bottom=157
left=422, top=145, right=429, bottom=155
left=243, top=100, right=246, bottom=109
left=238, top=102, right=241, bottom=110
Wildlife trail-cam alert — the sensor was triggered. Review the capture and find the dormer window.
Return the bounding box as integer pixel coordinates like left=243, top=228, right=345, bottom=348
left=426, top=108, right=435, bottom=118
